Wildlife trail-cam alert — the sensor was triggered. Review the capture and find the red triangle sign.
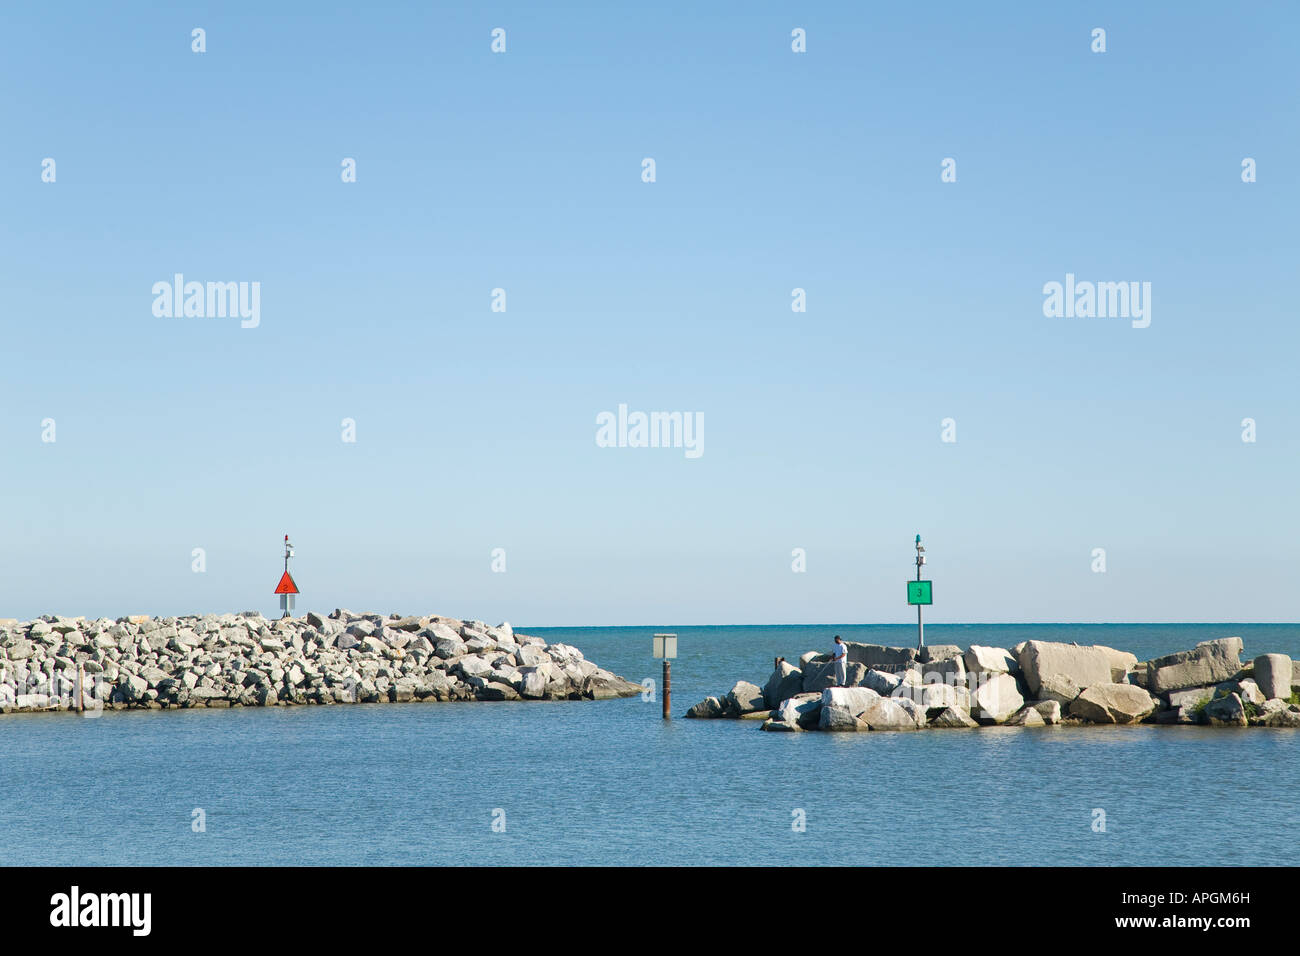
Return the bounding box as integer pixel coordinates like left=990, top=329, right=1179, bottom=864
left=274, top=571, right=299, bottom=595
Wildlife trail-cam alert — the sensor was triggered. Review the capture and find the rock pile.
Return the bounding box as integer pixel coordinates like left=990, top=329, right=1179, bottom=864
left=0, top=611, right=641, bottom=714
left=687, top=637, right=1300, bottom=732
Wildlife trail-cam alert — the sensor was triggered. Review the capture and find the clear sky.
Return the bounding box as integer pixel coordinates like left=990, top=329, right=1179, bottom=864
left=2, top=2, right=1297, bottom=625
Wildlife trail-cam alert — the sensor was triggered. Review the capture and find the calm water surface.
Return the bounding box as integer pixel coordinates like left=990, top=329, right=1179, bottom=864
left=2, top=624, right=1296, bottom=865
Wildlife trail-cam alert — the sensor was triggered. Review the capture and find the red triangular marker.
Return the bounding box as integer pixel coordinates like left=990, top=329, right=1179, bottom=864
left=274, top=571, right=299, bottom=595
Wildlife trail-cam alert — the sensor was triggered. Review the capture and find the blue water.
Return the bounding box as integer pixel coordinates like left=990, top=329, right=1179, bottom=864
left=2, top=624, right=1297, bottom=865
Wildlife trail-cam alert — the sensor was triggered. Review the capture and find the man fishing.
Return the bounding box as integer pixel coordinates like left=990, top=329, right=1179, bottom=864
left=831, top=635, right=848, bottom=687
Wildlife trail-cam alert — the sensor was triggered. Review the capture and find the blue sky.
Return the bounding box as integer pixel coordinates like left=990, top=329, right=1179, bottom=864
left=2, top=2, right=1297, bottom=624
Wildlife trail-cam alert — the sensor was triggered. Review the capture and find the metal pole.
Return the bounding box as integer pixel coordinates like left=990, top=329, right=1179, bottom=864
left=916, top=538, right=925, bottom=651
left=76, top=663, right=84, bottom=713
left=662, top=660, right=671, bottom=720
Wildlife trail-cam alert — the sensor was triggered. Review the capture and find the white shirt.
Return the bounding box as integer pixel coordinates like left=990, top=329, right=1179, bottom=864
left=832, top=643, right=846, bottom=662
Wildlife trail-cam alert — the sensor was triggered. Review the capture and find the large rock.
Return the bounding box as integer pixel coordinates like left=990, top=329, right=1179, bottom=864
left=1253, top=702, right=1300, bottom=727
left=1231, top=678, right=1265, bottom=706
left=860, top=696, right=920, bottom=731
left=929, top=706, right=978, bottom=728
left=820, top=686, right=880, bottom=716
left=724, top=680, right=767, bottom=715
left=1018, top=641, right=1114, bottom=698
left=1097, top=645, right=1138, bottom=682
left=1006, top=706, right=1046, bottom=727
left=819, top=705, right=867, bottom=731
left=763, top=661, right=803, bottom=708
left=1202, top=692, right=1247, bottom=727
left=843, top=642, right=917, bottom=671
left=117, top=674, right=148, bottom=703
left=685, top=696, right=724, bottom=718
left=1253, top=654, right=1293, bottom=701
left=860, top=669, right=904, bottom=696
left=915, top=655, right=965, bottom=686
left=1068, top=683, right=1156, bottom=724
left=969, top=672, right=1024, bottom=723
left=585, top=669, right=640, bottom=700
left=1035, top=673, right=1083, bottom=706
left=1146, top=638, right=1244, bottom=694
left=963, top=645, right=1017, bottom=676
left=1163, top=686, right=1214, bottom=724
left=1031, top=700, right=1062, bottom=724
left=519, top=669, right=548, bottom=699
left=893, top=680, right=969, bottom=712
left=776, top=693, right=823, bottom=729
left=454, top=656, right=494, bottom=680
left=801, top=659, right=837, bottom=693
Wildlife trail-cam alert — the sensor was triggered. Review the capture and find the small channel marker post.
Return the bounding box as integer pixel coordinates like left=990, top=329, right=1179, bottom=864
left=652, top=634, right=677, bottom=719
left=907, top=535, right=933, bottom=651
left=274, top=534, right=300, bottom=618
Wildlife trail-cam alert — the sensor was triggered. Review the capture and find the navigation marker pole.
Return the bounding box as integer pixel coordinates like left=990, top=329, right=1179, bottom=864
left=916, top=536, right=924, bottom=649
left=907, top=535, right=933, bottom=652
left=275, top=535, right=300, bottom=618
left=653, top=634, right=677, bottom=720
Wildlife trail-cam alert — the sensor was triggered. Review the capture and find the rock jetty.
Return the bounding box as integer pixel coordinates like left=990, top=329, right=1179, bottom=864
left=687, top=637, right=1300, bottom=731
left=0, top=610, right=641, bottom=714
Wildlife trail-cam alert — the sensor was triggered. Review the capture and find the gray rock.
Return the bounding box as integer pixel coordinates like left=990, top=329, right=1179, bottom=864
left=818, top=705, right=867, bottom=731
left=1097, top=645, right=1139, bottom=682
left=1202, top=692, right=1247, bottom=727
left=843, top=642, right=918, bottom=670
left=1068, top=683, right=1156, bottom=724
left=1031, top=700, right=1062, bottom=724
left=1147, top=638, right=1244, bottom=694
left=1253, top=654, right=1293, bottom=701
left=801, top=659, right=837, bottom=693
left=970, top=672, right=1024, bottom=723
left=860, top=696, right=920, bottom=731
left=820, top=686, right=880, bottom=716
left=724, top=680, right=767, bottom=715
left=454, top=656, right=493, bottom=680
left=1018, top=641, right=1114, bottom=699
left=963, top=645, right=1017, bottom=676
left=860, top=668, right=904, bottom=696
left=1232, top=678, right=1265, bottom=705
left=1253, top=704, right=1300, bottom=727
left=686, top=696, right=725, bottom=718
left=894, top=681, right=969, bottom=712
left=118, top=674, right=148, bottom=703
left=918, top=644, right=964, bottom=664
left=515, top=644, right=547, bottom=668
left=1007, top=706, right=1046, bottom=727
left=929, top=706, right=979, bottom=728
left=776, top=693, right=823, bottom=729
left=585, top=669, right=641, bottom=699
left=763, top=661, right=804, bottom=708
left=1036, top=673, right=1083, bottom=706
left=519, top=669, right=548, bottom=699
left=474, top=681, right=519, bottom=701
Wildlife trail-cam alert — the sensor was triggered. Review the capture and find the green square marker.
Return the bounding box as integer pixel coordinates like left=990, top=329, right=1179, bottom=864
left=907, top=580, right=933, bottom=605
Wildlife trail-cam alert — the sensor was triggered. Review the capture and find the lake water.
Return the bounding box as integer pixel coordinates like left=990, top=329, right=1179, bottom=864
left=2, top=624, right=1297, bottom=866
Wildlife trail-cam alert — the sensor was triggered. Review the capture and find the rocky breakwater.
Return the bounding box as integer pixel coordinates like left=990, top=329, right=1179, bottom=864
left=0, top=611, right=641, bottom=714
left=686, top=636, right=1300, bottom=732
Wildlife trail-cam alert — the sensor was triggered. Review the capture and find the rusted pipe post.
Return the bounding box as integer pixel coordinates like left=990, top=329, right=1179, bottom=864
left=662, top=660, right=671, bottom=720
